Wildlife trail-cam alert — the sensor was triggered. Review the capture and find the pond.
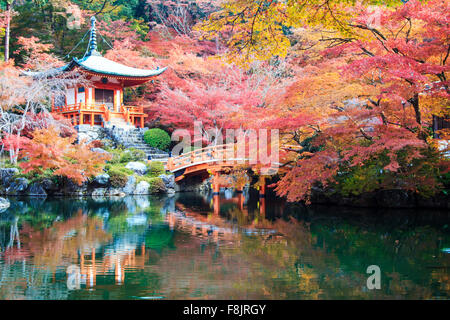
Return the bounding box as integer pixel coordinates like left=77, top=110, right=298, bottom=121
left=0, top=191, right=449, bottom=300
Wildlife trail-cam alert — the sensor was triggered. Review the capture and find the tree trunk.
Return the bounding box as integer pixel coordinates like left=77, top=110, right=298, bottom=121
left=4, top=2, right=11, bottom=62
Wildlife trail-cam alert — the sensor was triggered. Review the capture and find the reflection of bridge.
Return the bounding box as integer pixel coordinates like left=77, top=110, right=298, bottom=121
left=167, top=143, right=286, bottom=197
left=167, top=202, right=278, bottom=244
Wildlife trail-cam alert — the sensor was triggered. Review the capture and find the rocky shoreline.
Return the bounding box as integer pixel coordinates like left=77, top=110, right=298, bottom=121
left=0, top=167, right=182, bottom=198
left=1, top=167, right=448, bottom=209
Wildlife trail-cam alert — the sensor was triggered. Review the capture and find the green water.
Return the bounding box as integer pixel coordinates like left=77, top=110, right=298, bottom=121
left=0, top=191, right=449, bottom=300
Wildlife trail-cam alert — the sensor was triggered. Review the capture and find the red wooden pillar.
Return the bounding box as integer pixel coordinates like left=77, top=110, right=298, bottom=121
left=259, top=197, right=266, bottom=218
left=80, top=112, right=84, bottom=125
left=259, top=175, right=266, bottom=198
left=213, top=194, right=220, bottom=216
left=90, top=114, right=94, bottom=126
left=237, top=192, right=244, bottom=211
left=212, top=171, right=220, bottom=216
left=140, top=116, right=144, bottom=128
left=212, top=172, right=220, bottom=195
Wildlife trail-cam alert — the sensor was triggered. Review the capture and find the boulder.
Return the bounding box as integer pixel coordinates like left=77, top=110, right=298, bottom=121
left=94, top=173, right=110, bottom=186
left=6, top=178, right=29, bottom=195
left=159, top=174, right=175, bottom=189
left=135, top=181, right=150, bottom=195
left=0, top=197, right=10, bottom=211
left=41, top=178, right=59, bottom=193
left=0, top=168, right=19, bottom=187
left=27, top=183, right=47, bottom=197
left=92, top=188, right=107, bottom=197
left=125, top=162, right=148, bottom=176
left=106, top=188, right=126, bottom=197
left=122, top=175, right=137, bottom=195
left=91, top=148, right=110, bottom=155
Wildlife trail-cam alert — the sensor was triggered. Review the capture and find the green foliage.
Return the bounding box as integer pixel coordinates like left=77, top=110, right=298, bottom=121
left=147, top=161, right=165, bottom=177
left=136, top=176, right=166, bottom=193
left=107, top=147, right=146, bottom=164
left=143, top=128, right=171, bottom=151
left=16, top=168, right=58, bottom=184
left=105, top=164, right=134, bottom=188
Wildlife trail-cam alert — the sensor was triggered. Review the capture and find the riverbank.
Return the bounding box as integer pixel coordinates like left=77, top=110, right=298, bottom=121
left=1, top=166, right=449, bottom=209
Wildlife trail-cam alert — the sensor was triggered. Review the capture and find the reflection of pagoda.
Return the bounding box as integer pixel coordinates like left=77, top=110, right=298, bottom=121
left=50, top=16, right=166, bottom=128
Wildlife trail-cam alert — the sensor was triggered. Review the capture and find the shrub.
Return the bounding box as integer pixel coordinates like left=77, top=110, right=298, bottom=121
left=105, top=164, right=134, bottom=188
left=121, top=148, right=146, bottom=162
left=136, top=176, right=166, bottom=193
left=107, top=147, right=145, bottom=164
left=149, top=177, right=167, bottom=193
left=143, top=128, right=171, bottom=151
left=108, top=167, right=129, bottom=188
left=90, top=140, right=104, bottom=148
left=148, top=161, right=165, bottom=177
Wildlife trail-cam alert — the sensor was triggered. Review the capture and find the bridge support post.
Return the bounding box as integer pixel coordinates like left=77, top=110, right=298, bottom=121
left=259, top=197, right=266, bottom=218
left=212, top=172, right=220, bottom=196
left=259, top=176, right=266, bottom=198
left=212, top=171, right=221, bottom=215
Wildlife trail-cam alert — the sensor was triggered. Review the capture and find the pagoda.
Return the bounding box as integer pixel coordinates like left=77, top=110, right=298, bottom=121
left=50, top=16, right=166, bottom=128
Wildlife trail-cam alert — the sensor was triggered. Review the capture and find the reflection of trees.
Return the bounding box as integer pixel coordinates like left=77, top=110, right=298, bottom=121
left=0, top=208, right=112, bottom=299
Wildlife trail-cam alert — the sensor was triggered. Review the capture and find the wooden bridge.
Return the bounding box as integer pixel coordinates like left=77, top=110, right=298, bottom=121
left=166, top=143, right=286, bottom=197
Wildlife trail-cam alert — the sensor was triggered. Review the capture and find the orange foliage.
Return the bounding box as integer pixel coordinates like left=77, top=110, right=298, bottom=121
left=17, top=127, right=111, bottom=185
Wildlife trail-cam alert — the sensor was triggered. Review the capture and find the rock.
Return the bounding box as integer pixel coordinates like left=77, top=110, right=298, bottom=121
left=177, top=175, right=208, bottom=193
left=159, top=174, right=175, bottom=189
left=0, top=168, right=19, bottom=186
left=106, top=188, right=126, bottom=197
left=135, top=181, right=150, bottom=195
left=92, top=188, right=107, bottom=197
left=27, top=183, right=47, bottom=197
left=167, top=188, right=176, bottom=195
left=376, top=189, right=416, bottom=208
left=125, top=162, right=148, bottom=176
left=94, top=173, right=110, bottom=186
left=0, top=197, right=10, bottom=211
left=122, top=176, right=137, bottom=195
left=41, top=178, right=58, bottom=193
left=91, top=148, right=110, bottom=155
left=77, top=125, right=103, bottom=144
left=6, top=178, right=29, bottom=195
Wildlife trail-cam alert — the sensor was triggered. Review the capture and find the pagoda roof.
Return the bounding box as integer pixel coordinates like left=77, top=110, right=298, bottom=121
left=64, top=55, right=167, bottom=79
left=24, top=16, right=166, bottom=86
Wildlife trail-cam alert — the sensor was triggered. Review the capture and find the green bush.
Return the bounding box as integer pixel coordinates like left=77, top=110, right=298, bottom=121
left=107, top=147, right=146, bottom=164
left=149, top=177, right=166, bottom=193
left=106, top=164, right=134, bottom=188
left=136, top=176, right=166, bottom=194
left=148, top=161, right=165, bottom=177
left=143, top=128, right=171, bottom=151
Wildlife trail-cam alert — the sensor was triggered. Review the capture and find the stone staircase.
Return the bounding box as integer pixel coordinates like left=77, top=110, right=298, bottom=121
left=105, top=124, right=170, bottom=163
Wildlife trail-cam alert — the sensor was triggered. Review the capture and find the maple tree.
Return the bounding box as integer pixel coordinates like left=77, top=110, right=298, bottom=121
left=6, top=126, right=111, bottom=185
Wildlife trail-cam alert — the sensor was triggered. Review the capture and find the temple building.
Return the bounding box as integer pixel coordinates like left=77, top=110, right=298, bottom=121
left=50, top=16, right=166, bottom=128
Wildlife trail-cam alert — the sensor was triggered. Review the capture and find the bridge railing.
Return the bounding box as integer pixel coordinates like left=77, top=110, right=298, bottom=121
left=166, top=142, right=289, bottom=173
left=167, top=144, right=245, bottom=172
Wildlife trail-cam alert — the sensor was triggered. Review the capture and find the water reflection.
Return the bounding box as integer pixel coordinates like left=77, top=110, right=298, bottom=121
left=0, top=191, right=449, bottom=300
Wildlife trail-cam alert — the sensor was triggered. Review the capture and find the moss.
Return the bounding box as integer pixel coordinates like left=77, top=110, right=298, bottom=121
left=106, top=147, right=146, bottom=164
left=136, top=176, right=166, bottom=193
left=147, top=161, right=165, bottom=177
left=105, top=164, right=134, bottom=188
